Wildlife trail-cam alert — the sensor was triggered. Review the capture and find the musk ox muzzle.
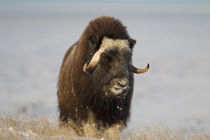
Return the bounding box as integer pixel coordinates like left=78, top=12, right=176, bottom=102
left=106, top=77, right=129, bottom=95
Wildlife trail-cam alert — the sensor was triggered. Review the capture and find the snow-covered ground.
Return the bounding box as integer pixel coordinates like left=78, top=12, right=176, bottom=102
left=0, top=4, right=210, bottom=134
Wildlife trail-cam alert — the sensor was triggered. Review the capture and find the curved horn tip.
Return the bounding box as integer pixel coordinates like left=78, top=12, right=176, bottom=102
left=129, top=63, right=150, bottom=74
left=83, top=63, right=88, bottom=73
left=146, top=63, right=150, bottom=69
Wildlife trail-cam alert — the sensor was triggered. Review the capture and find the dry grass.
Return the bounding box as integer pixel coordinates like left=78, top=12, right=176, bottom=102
left=0, top=115, right=210, bottom=140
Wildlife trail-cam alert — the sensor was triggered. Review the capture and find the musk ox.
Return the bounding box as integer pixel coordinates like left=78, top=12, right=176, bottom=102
left=57, top=16, right=149, bottom=129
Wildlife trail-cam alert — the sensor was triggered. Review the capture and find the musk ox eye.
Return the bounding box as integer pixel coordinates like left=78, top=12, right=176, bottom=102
left=100, top=53, right=112, bottom=64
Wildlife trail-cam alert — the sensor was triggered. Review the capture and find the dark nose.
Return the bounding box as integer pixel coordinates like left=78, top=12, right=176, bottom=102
left=117, top=78, right=128, bottom=88
left=118, top=82, right=127, bottom=88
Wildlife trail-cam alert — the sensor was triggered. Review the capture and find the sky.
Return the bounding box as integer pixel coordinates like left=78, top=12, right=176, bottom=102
left=1, top=0, right=210, bottom=7
left=0, top=0, right=210, bottom=15
left=0, top=0, right=210, bottom=4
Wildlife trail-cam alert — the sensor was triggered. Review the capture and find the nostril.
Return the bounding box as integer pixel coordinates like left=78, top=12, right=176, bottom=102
left=118, top=82, right=127, bottom=88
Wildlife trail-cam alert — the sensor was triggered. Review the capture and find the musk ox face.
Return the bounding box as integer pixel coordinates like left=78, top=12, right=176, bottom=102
left=83, top=37, right=149, bottom=96
left=93, top=38, right=131, bottom=96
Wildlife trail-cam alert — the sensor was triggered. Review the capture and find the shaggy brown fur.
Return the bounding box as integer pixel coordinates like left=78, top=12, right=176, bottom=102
left=57, top=16, right=135, bottom=130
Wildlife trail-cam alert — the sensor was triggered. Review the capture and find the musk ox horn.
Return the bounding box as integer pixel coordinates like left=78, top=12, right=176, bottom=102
left=83, top=46, right=106, bottom=73
left=129, top=64, right=150, bottom=74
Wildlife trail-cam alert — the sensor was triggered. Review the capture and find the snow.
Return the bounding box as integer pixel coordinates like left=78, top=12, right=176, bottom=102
left=0, top=4, right=210, bottom=133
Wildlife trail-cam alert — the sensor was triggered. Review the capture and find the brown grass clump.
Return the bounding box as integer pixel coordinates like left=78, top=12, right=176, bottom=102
left=0, top=115, right=209, bottom=140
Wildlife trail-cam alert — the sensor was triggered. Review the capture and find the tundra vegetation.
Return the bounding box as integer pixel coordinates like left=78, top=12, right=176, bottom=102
left=0, top=115, right=209, bottom=140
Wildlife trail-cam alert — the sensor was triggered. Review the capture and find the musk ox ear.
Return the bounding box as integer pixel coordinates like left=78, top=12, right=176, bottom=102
left=88, top=34, right=100, bottom=49
left=128, top=38, right=136, bottom=48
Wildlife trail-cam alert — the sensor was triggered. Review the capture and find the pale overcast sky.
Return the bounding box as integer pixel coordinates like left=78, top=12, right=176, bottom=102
left=0, top=0, right=209, bottom=15
left=1, top=0, right=210, bottom=5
